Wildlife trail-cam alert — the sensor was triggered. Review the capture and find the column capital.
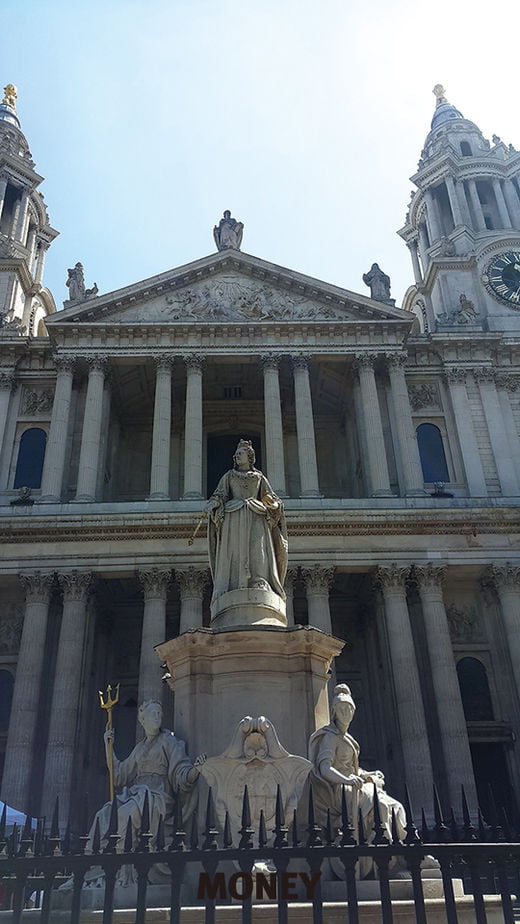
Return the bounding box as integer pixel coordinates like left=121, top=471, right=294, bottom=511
left=284, top=567, right=298, bottom=590
left=138, top=568, right=172, bottom=599
left=153, top=353, right=175, bottom=372
left=495, top=373, right=519, bottom=393
left=291, top=354, right=310, bottom=371
left=374, top=564, right=410, bottom=591
left=485, top=562, right=520, bottom=589
left=260, top=353, right=280, bottom=371
left=19, top=571, right=55, bottom=603
left=0, top=369, right=16, bottom=389
left=302, top=564, right=335, bottom=593
left=385, top=351, right=408, bottom=369
left=176, top=567, right=210, bottom=597
left=183, top=353, right=205, bottom=373
left=444, top=366, right=467, bottom=385
left=58, top=570, right=93, bottom=602
left=85, top=354, right=109, bottom=374
left=53, top=354, right=77, bottom=374
left=413, top=563, right=447, bottom=591
left=353, top=352, right=378, bottom=370
left=472, top=367, right=495, bottom=385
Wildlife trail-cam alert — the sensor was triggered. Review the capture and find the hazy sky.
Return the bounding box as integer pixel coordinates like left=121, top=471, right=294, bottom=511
left=3, top=0, right=520, bottom=309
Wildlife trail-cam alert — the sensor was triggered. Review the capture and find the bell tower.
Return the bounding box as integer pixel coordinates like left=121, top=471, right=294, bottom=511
left=399, top=85, right=520, bottom=333
left=0, top=84, right=58, bottom=336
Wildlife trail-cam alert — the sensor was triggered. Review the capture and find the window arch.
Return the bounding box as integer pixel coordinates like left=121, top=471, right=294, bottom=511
left=416, top=423, right=449, bottom=482
left=0, top=670, right=14, bottom=732
left=13, top=427, right=47, bottom=489
left=457, top=657, right=494, bottom=721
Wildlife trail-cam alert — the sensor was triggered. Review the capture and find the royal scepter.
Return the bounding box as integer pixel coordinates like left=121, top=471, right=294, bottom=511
left=98, top=683, right=120, bottom=801
left=188, top=508, right=209, bottom=546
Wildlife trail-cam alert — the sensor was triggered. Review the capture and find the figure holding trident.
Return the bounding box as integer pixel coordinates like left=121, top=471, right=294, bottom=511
left=98, top=683, right=120, bottom=801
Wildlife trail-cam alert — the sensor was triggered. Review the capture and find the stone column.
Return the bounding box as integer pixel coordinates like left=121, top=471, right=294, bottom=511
left=445, top=368, right=487, bottom=496
left=418, top=223, right=430, bottom=263
left=292, top=356, right=321, bottom=497
left=407, top=240, right=423, bottom=286
left=261, top=354, right=287, bottom=496
left=0, top=177, right=7, bottom=221
left=487, top=565, right=520, bottom=700
left=42, top=572, right=93, bottom=820
left=386, top=353, right=425, bottom=495
left=34, top=242, right=48, bottom=286
left=457, top=180, right=473, bottom=227
left=74, top=356, right=108, bottom=502
left=375, top=566, right=434, bottom=813
left=182, top=355, right=204, bottom=499
left=149, top=354, right=174, bottom=500
left=424, top=188, right=442, bottom=241
left=467, top=179, right=487, bottom=231
left=1, top=573, right=54, bottom=814
left=0, top=370, right=15, bottom=461
left=284, top=567, right=297, bottom=627
left=445, top=175, right=463, bottom=227
left=39, top=357, right=76, bottom=503
left=137, top=569, right=171, bottom=705
left=474, top=368, right=519, bottom=496
left=503, top=179, right=520, bottom=226
left=14, top=188, right=30, bottom=242
left=492, top=178, right=513, bottom=229
left=414, top=565, right=478, bottom=808
left=355, top=354, right=392, bottom=496
left=177, top=568, right=208, bottom=634
left=302, top=565, right=334, bottom=634
left=496, top=375, right=520, bottom=486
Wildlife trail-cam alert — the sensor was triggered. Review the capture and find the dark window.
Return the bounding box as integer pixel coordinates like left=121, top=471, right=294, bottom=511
left=223, top=386, right=242, bottom=400
left=484, top=215, right=494, bottom=230
left=13, top=427, right=47, bottom=489
left=460, top=141, right=472, bottom=156
left=416, top=423, right=449, bottom=482
left=457, top=657, right=494, bottom=721
left=0, top=670, right=14, bottom=732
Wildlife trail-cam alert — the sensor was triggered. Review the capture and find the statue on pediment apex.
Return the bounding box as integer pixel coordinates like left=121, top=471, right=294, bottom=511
left=213, top=210, right=244, bottom=251
left=65, top=262, right=98, bottom=303
left=362, top=263, right=392, bottom=303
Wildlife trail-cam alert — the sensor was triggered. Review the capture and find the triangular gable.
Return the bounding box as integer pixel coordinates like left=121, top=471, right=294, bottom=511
left=46, top=250, right=411, bottom=327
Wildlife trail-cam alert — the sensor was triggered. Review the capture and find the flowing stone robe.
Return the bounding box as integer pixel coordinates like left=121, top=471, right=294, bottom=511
left=208, top=468, right=288, bottom=606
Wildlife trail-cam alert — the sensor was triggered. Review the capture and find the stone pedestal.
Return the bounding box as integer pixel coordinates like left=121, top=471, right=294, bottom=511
left=156, top=625, right=344, bottom=760
left=210, top=587, right=286, bottom=628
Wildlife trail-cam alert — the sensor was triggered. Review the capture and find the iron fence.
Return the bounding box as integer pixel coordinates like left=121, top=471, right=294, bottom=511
left=1, top=783, right=519, bottom=923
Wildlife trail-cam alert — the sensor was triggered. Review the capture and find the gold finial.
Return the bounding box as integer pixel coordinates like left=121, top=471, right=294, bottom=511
left=2, top=84, right=18, bottom=108
left=433, top=84, right=448, bottom=105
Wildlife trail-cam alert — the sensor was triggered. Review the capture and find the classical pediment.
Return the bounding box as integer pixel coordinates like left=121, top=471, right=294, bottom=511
left=46, top=251, right=411, bottom=328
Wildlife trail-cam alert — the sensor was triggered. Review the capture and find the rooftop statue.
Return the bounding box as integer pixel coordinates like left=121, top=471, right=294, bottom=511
left=65, top=262, right=98, bottom=303
left=362, top=263, right=392, bottom=303
left=213, top=210, right=244, bottom=251
left=2, top=84, right=17, bottom=108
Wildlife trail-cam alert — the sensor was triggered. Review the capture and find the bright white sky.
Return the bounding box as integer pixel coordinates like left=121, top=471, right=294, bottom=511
left=3, top=0, right=520, bottom=309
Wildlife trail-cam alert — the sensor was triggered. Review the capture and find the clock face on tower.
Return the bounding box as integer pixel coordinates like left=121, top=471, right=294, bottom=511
left=483, top=251, right=520, bottom=307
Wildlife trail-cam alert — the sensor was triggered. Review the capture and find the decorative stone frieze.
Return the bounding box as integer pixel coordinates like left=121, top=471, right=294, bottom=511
left=58, top=570, right=93, bottom=602
left=0, top=604, right=23, bottom=653
left=0, top=370, right=16, bottom=389
left=408, top=382, right=440, bottom=411
left=21, top=387, right=53, bottom=415
left=495, top=374, right=519, bottom=393
left=446, top=603, right=483, bottom=642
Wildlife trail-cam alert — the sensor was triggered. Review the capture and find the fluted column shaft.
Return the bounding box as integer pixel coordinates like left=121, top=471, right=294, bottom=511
left=467, top=179, right=487, bottom=231
left=14, top=188, right=30, bottom=241
left=424, top=189, right=442, bottom=242
left=415, top=565, right=478, bottom=807
left=183, top=355, right=204, bottom=499
left=39, top=357, right=75, bottom=502
left=503, top=179, right=520, bottom=226
left=376, top=566, right=433, bottom=812
left=261, top=355, right=287, bottom=496
left=445, top=175, right=463, bottom=227
left=355, top=355, right=392, bottom=496
left=1, top=573, right=54, bottom=814
left=496, top=376, right=520, bottom=486
left=386, top=353, right=424, bottom=495
left=492, top=178, right=513, bottom=229
left=138, top=569, right=171, bottom=705
left=489, top=565, right=520, bottom=699
left=149, top=355, right=174, bottom=500
left=474, top=369, right=519, bottom=496
left=0, top=371, right=15, bottom=462
left=284, top=568, right=297, bottom=627
left=292, top=357, right=321, bottom=497
left=75, top=357, right=108, bottom=502
left=177, top=568, right=208, bottom=633
left=445, top=368, right=487, bottom=496
left=302, top=566, right=334, bottom=634
left=407, top=241, right=423, bottom=285
left=42, top=572, right=93, bottom=819
left=34, top=243, right=47, bottom=285
left=0, top=177, right=7, bottom=221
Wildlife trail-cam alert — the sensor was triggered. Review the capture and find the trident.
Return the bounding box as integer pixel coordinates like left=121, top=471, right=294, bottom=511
left=98, top=683, right=120, bottom=801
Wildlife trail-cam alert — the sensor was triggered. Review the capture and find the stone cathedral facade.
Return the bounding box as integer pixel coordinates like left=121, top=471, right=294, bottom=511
left=1, top=82, right=520, bottom=827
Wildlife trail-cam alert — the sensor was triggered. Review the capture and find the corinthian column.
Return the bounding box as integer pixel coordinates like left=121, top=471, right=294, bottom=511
left=354, top=354, right=392, bottom=496
left=39, top=356, right=76, bottom=502
left=182, top=355, right=204, bottom=499
left=375, top=566, right=433, bottom=813
left=1, top=572, right=54, bottom=814
left=261, top=354, right=287, bottom=496
left=495, top=375, right=520, bottom=486
left=0, top=370, right=15, bottom=462
left=386, top=353, right=425, bottom=495
left=284, top=567, right=297, bottom=626
left=138, top=569, right=171, bottom=705
left=149, top=354, right=174, bottom=500
left=42, top=571, right=93, bottom=820
left=177, top=568, right=209, bottom=633
left=414, top=565, right=477, bottom=808
left=445, top=368, right=487, bottom=496
left=487, top=564, right=520, bottom=700
left=292, top=356, right=321, bottom=497
left=302, top=565, right=334, bottom=633
left=474, top=368, right=519, bottom=496
left=75, top=356, right=108, bottom=502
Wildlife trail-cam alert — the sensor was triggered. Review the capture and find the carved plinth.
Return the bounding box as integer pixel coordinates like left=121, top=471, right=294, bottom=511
left=156, top=626, right=344, bottom=760
left=210, top=587, right=286, bottom=628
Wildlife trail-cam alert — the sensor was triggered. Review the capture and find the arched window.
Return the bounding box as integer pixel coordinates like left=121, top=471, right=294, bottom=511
left=13, top=427, right=47, bottom=489
left=460, top=141, right=472, bottom=156
left=457, top=657, right=494, bottom=721
left=0, top=670, right=14, bottom=732
left=416, top=423, right=449, bottom=482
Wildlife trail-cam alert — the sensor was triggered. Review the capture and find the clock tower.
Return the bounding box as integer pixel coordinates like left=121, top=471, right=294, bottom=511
left=399, top=85, right=520, bottom=333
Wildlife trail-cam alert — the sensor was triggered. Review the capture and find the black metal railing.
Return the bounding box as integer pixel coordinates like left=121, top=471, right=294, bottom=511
left=1, top=783, right=520, bottom=923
